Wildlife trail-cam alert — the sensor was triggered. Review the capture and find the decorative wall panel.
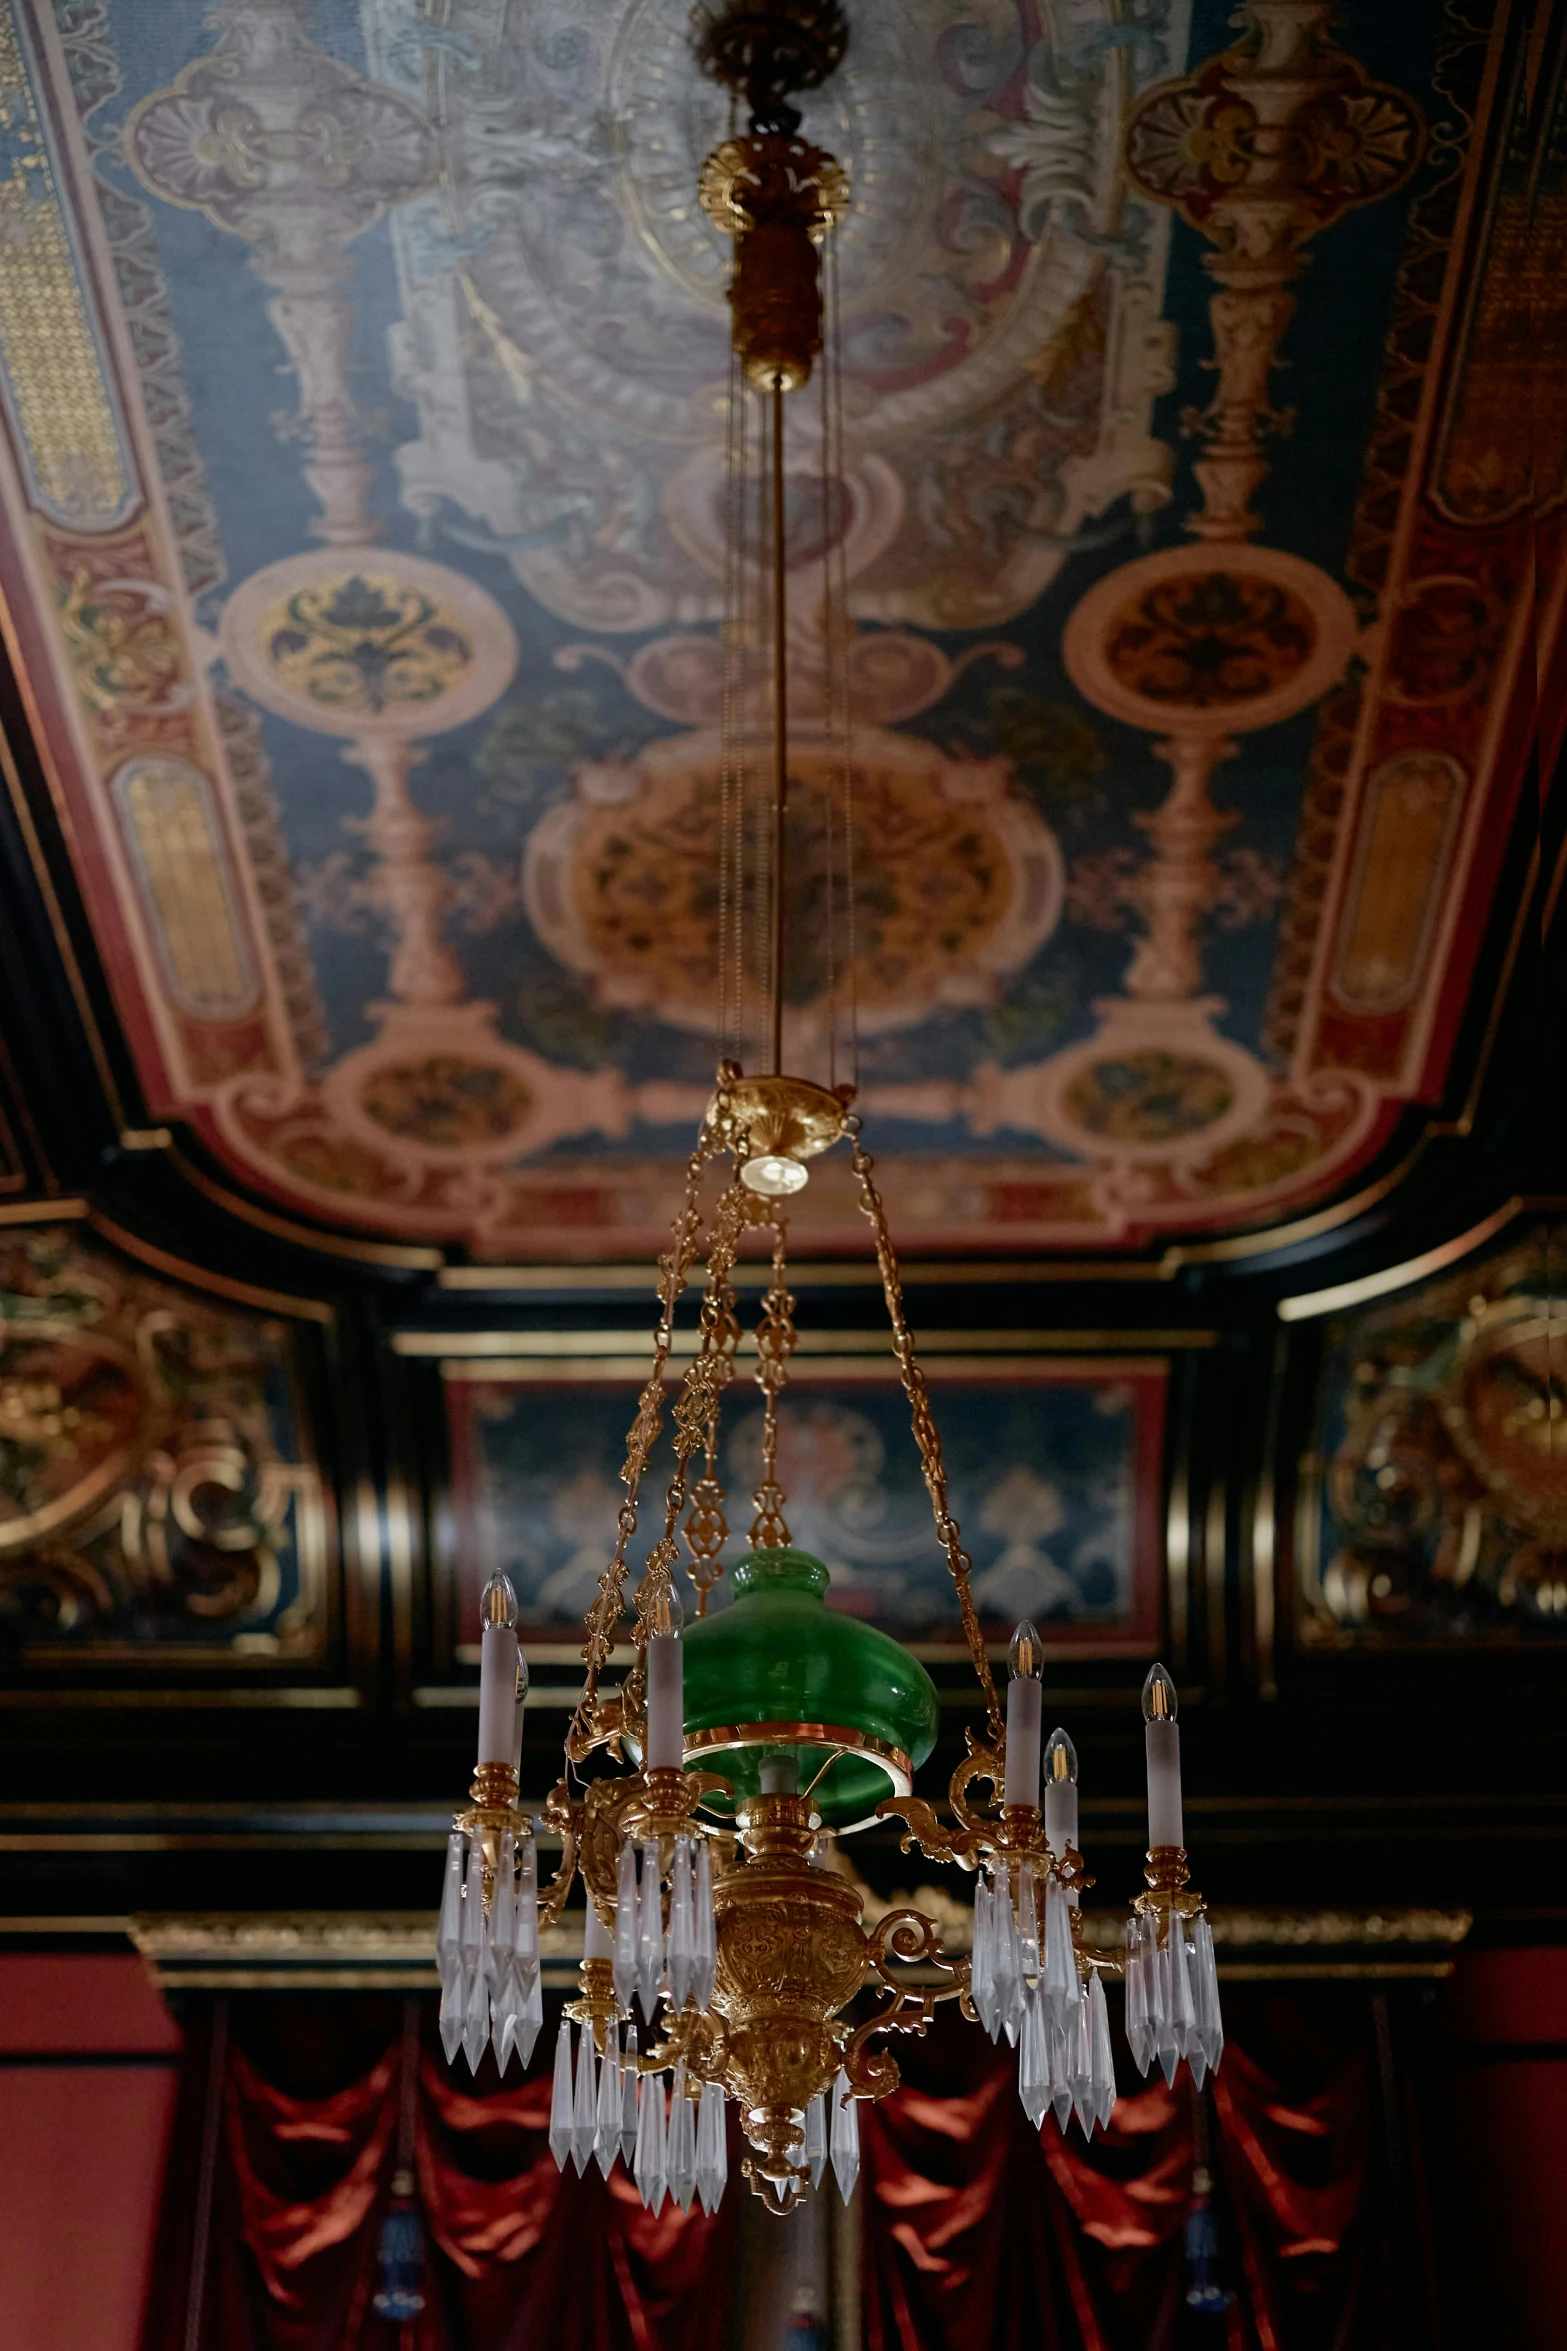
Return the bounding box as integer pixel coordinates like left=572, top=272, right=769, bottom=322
left=1299, top=1223, right=1567, bottom=1646
left=0, top=1219, right=330, bottom=1661
left=444, top=1357, right=1166, bottom=1658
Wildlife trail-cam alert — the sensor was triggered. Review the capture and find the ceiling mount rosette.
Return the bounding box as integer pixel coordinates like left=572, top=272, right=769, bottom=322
left=693, top=0, right=850, bottom=134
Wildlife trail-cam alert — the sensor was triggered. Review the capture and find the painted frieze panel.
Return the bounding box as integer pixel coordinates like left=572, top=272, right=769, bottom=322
left=0, top=1218, right=330, bottom=1661
left=1299, top=1224, right=1567, bottom=1647
left=444, top=1359, right=1167, bottom=1659
left=0, top=1, right=1551, bottom=1256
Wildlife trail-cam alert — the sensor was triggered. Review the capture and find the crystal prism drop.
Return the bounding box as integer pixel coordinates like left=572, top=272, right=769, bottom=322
left=459, top=1842, right=484, bottom=1990
left=1067, top=1990, right=1093, bottom=2137
left=571, top=2019, right=597, bottom=2174
left=803, top=2091, right=827, bottom=2188
left=620, top=2026, right=641, bottom=2168
left=1125, top=1915, right=1152, bottom=2075
left=971, top=1875, right=998, bottom=2040
left=1194, top=1916, right=1224, bottom=2074
left=635, top=2071, right=668, bottom=2214
left=1018, top=1984, right=1049, bottom=2127
left=994, top=1873, right=1022, bottom=2045
left=1016, top=1865, right=1041, bottom=1989
left=614, top=1839, right=639, bottom=2016
left=491, top=1967, right=517, bottom=2074
left=1043, top=1873, right=1076, bottom=2026
left=595, top=2024, right=622, bottom=2177
left=1087, top=1969, right=1116, bottom=2132
left=548, top=2021, right=575, bottom=2171
left=1046, top=2007, right=1072, bottom=2132
left=1169, top=1918, right=1196, bottom=2054
left=437, top=1830, right=464, bottom=1986
left=461, top=1942, right=491, bottom=2072
left=1148, top=1927, right=1171, bottom=2031
left=489, top=1835, right=517, bottom=2070
left=438, top=1958, right=465, bottom=2064
left=514, top=1961, right=543, bottom=2071
left=636, top=1842, right=664, bottom=2025
left=667, top=2060, right=697, bottom=2210
left=668, top=1839, right=696, bottom=2012
left=514, top=1832, right=540, bottom=1994
left=829, top=2067, right=859, bottom=2202
left=696, top=2079, right=727, bottom=2213
left=693, top=1837, right=717, bottom=2009
left=1154, top=1943, right=1180, bottom=2082
left=489, top=1831, right=516, bottom=1978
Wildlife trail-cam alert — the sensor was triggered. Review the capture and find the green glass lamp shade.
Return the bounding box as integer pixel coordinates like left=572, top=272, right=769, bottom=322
left=680, top=1547, right=939, bottom=1828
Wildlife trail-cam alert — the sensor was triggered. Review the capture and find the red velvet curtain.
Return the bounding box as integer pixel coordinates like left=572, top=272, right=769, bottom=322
left=861, top=1993, right=1438, bottom=2351
left=139, top=1997, right=737, bottom=2351
left=141, top=1989, right=1436, bottom=2351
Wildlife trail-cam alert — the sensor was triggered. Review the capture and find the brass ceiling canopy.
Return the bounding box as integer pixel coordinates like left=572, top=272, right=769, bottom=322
left=693, top=0, right=849, bottom=135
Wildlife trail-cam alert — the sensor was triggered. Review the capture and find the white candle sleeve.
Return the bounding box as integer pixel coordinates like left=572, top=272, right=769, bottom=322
left=584, top=1899, right=614, bottom=1962
left=478, top=1624, right=519, bottom=1766
left=1145, top=1719, right=1183, bottom=1849
left=1004, top=1674, right=1042, bottom=1809
left=646, top=1633, right=684, bottom=1772
left=1044, top=1776, right=1078, bottom=1859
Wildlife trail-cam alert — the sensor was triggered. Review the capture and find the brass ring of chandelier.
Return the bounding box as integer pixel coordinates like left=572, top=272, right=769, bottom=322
left=682, top=1719, right=913, bottom=1826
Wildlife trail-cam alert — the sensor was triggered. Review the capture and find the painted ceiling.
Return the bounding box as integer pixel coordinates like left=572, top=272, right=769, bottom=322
left=0, top=0, right=1553, bottom=1257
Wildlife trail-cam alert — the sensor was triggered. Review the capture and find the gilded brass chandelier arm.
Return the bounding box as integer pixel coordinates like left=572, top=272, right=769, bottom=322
left=875, top=1735, right=1034, bottom=1871
left=537, top=1780, right=583, bottom=1935
left=645, top=2005, right=729, bottom=2083
left=866, top=1906, right=948, bottom=1978
left=874, top=1795, right=973, bottom=1871
left=842, top=1908, right=967, bottom=2101
left=949, top=1735, right=1008, bottom=1842
left=848, top=1128, right=1004, bottom=1744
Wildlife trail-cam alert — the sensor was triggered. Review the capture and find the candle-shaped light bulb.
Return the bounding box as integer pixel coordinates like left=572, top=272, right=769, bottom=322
left=645, top=1582, right=685, bottom=1773
left=1004, top=1619, right=1044, bottom=1808
left=482, top=1572, right=519, bottom=1631
left=1141, top=1662, right=1182, bottom=1850
left=1043, top=1726, right=1078, bottom=1859
left=1142, top=1662, right=1177, bottom=1724
left=477, top=1572, right=521, bottom=1768
left=645, top=1582, right=684, bottom=1642
left=1008, top=1620, right=1043, bottom=1682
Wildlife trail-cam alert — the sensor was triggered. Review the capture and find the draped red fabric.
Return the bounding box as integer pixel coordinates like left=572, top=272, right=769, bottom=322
left=142, top=1990, right=1433, bottom=2351
left=139, top=2000, right=735, bottom=2351
left=861, top=2009, right=1189, bottom=2351
left=417, top=2053, right=736, bottom=2351
left=860, top=1995, right=1435, bottom=2351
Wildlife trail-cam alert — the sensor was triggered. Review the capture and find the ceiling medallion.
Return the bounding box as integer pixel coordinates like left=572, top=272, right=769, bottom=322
left=435, top=0, right=1224, bottom=2214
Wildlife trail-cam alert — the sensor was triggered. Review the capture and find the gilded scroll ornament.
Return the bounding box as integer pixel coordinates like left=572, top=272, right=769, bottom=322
left=1308, top=1225, right=1567, bottom=1641
left=0, top=1228, right=326, bottom=1659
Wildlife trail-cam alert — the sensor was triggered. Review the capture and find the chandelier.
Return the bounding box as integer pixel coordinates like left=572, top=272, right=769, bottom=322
left=435, top=0, right=1223, bottom=2215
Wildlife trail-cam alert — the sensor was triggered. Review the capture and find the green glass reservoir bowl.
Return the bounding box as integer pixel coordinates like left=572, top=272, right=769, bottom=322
left=680, top=1547, right=939, bottom=1829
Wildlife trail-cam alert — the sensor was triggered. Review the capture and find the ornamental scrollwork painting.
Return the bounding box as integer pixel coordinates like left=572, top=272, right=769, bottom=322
left=0, top=1226, right=329, bottom=1661
left=1301, top=1224, right=1567, bottom=1645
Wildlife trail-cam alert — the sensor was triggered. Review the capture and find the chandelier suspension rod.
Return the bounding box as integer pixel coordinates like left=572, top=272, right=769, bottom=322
left=769, top=374, right=788, bottom=1077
